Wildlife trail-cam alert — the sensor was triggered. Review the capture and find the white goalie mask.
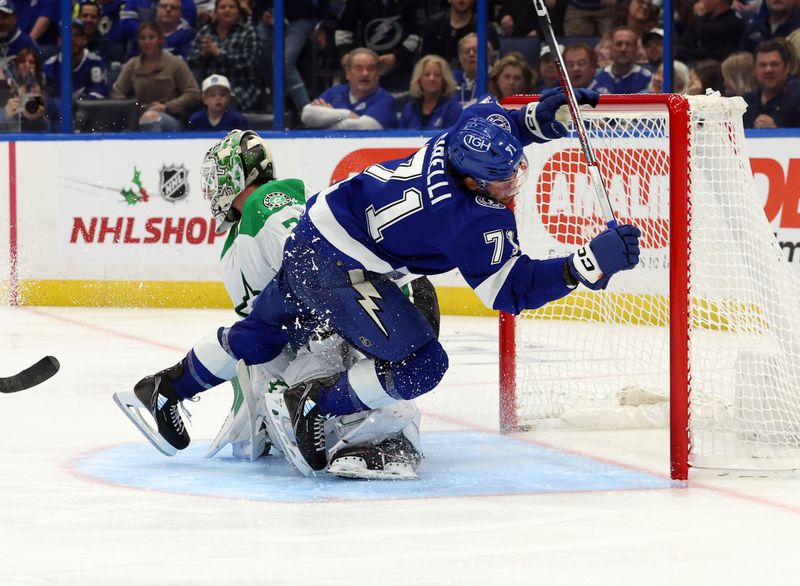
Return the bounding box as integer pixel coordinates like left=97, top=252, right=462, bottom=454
left=200, top=129, right=276, bottom=234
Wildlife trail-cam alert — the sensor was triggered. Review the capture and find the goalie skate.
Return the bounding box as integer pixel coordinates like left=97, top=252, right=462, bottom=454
left=328, top=434, right=422, bottom=481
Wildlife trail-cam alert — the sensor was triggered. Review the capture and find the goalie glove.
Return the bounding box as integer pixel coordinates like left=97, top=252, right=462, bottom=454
left=568, top=224, right=641, bottom=290
left=523, top=87, right=600, bottom=141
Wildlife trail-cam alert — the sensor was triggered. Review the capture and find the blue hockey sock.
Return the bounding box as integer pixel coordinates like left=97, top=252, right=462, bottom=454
left=172, top=350, right=225, bottom=400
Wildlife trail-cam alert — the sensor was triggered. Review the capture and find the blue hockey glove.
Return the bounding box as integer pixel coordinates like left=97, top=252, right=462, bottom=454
left=568, top=224, right=641, bottom=290
left=524, top=87, right=601, bottom=141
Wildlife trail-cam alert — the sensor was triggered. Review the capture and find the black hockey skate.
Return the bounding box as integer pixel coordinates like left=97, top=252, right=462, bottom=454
left=282, top=378, right=331, bottom=471
left=328, top=434, right=422, bottom=480
left=113, top=362, right=191, bottom=456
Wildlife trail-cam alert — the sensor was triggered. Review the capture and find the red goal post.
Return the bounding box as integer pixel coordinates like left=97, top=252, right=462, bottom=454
left=498, top=93, right=800, bottom=481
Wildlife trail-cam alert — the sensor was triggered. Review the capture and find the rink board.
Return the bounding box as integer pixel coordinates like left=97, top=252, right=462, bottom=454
left=2, top=135, right=800, bottom=312
left=73, top=432, right=674, bottom=502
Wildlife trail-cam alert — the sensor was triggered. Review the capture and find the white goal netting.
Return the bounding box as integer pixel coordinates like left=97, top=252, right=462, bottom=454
left=507, top=94, right=800, bottom=474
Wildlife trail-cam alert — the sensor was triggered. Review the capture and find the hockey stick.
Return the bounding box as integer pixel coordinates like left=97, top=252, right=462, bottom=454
left=0, top=356, right=60, bottom=393
left=531, top=0, right=618, bottom=228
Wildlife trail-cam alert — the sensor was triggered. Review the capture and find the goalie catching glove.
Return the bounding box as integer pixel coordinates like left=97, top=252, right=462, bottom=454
left=567, top=224, right=641, bottom=290
left=524, top=87, right=600, bottom=141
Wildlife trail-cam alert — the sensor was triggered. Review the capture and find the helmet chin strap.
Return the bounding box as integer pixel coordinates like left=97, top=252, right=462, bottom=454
left=474, top=178, right=489, bottom=195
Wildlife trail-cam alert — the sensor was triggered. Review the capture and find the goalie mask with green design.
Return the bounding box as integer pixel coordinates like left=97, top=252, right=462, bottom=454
left=201, top=129, right=276, bottom=234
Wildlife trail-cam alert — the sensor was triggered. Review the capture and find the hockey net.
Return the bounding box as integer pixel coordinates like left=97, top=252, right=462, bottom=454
left=500, top=93, right=800, bottom=480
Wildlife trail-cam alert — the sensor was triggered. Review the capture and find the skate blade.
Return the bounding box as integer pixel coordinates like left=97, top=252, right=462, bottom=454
left=263, top=392, right=316, bottom=477
left=328, top=458, right=419, bottom=481
left=112, top=391, right=177, bottom=457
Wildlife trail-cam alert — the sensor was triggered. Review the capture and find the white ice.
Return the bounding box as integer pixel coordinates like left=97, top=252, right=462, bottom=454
left=2, top=306, right=800, bottom=586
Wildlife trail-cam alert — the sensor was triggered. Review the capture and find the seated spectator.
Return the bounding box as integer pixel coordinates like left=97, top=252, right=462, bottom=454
left=721, top=51, right=756, bottom=96
left=15, top=0, right=57, bottom=49
left=301, top=47, right=397, bottom=130
left=0, top=47, right=43, bottom=89
left=563, top=0, right=614, bottom=37
left=488, top=52, right=535, bottom=100
left=593, top=26, right=652, bottom=93
left=79, top=1, right=126, bottom=68
left=155, top=0, right=197, bottom=59
left=98, top=0, right=142, bottom=61
left=333, top=0, right=421, bottom=92
left=44, top=19, right=109, bottom=101
left=788, top=29, right=800, bottom=77
left=642, top=27, right=663, bottom=70
left=675, top=0, right=745, bottom=64
left=647, top=60, right=689, bottom=92
left=452, top=32, right=494, bottom=107
left=0, top=0, right=37, bottom=64
left=739, top=0, right=800, bottom=54
left=743, top=38, right=800, bottom=127
left=398, top=54, right=462, bottom=129
left=686, top=58, right=723, bottom=94
left=112, top=21, right=201, bottom=130
left=188, top=0, right=261, bottom=111
left=187, top=73, right=249, bottom=130
left=497, top=0, right=543, bottom=37
left=595, top=0, right=658, bottom=67
left=422, top=0, right=499, bottom=71
left=0, top=76, right=50, bottom=131
left=533, top=44, right=562, bottom=91
left=564, top=43, right=599, bottom=89
left=129, top=0, right=197, bottom=28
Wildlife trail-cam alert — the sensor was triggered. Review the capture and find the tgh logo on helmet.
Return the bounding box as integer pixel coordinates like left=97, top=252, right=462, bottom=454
left=464, top=134, right=492, bottom=152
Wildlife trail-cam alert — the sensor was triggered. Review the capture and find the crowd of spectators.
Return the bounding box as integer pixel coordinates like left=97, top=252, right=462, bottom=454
left=0, top=0, right=797, bottom=132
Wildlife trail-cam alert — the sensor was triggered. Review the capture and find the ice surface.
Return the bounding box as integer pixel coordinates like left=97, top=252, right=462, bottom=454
left=2, top=307, right=800, bottom=585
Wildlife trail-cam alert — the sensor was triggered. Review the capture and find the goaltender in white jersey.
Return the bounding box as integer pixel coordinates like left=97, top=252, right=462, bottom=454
left=200, top=130, right=429, bottom=480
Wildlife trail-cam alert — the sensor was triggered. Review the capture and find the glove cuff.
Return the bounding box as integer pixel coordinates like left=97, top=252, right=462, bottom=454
left=571, top=244, right=603, bottom=285
left=524, top=102, right=549, bottom=142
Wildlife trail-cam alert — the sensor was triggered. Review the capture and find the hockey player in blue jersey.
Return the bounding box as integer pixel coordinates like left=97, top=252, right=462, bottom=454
left=118, top=87, right=641, bottom=473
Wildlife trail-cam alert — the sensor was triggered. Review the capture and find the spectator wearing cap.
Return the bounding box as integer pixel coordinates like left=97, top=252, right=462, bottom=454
left=0, top=0, right=38, bottom=63
left=78, top=1, right=125, bottom=68
left=301, top=47, right=397, bottom=130
left=739, top=0, right=800, bottom=54
left=533, top=43, right=562, bottom=92
left=112, top=21, right=201, bottom=131
left=743, top=39, right=800, bottom=127
left=489, top=52, right=535, bottom=100
left=675, top=0, right=745, bottom=64
left=593, top=26, right=652, bottom=93
left=564, top=43, right=599, bottom=89
left=642, top=28, right=663, bottom=69
left=44, top=19, right=109, bottom=101
left=187, top=73, right=248, bottom=130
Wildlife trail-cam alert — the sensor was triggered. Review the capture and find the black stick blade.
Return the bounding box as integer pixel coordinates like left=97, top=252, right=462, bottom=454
left=0, top=356, right=60, bottom=393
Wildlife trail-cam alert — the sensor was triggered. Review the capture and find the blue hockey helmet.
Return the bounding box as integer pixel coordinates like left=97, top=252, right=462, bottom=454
left=448, top=117, right=526, bottom=183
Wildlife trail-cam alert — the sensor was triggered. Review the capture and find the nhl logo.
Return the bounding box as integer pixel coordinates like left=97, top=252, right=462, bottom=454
left=159, top=164, right=189, bottom=202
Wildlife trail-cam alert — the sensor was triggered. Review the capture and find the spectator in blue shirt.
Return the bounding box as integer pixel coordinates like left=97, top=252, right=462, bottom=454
left=44, top=19, right=109, bottom=100
left=0, top=0, right=38, bottom=63
left=155, top=0, right=196, bottom=58
left=15, top=0, right=57, bottom=48
left=78, top=1, right=126, bottom=68
left=301, top=47, right=397, bottom=130
left=743, top=39, right=800, bottom=127
left=593, top=26, right=652, bottom=93
left=399, top=54, right=462, bottom=130
left=187, top=73, right=249, bottom=130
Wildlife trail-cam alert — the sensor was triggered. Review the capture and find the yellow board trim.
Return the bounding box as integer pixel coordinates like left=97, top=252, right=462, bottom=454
left=8, top=280, right=760, bottom=332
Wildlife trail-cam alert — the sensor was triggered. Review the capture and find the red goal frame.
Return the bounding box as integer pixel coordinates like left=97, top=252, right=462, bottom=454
left=498, top=94, right=691, bottom=481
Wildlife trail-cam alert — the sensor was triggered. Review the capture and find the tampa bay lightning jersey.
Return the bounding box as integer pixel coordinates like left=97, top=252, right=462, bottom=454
left=592, top=64, right=652, bottom=94
left=304, top=95, right=573, bottom=315
left=317, top=83, right=398, bottom=129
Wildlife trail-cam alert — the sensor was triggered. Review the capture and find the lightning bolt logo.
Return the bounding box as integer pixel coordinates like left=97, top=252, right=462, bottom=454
left=349, top=269, right=389, bottom=337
